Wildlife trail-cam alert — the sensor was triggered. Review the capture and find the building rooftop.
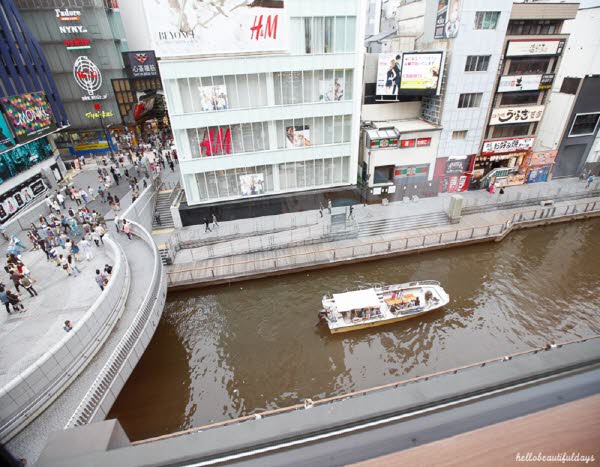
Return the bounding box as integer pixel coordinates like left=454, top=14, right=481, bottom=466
left=375, top=119, right=441, bottom=134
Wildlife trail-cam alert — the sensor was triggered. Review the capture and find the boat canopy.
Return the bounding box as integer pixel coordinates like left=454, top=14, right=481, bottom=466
left=332, top=289, right=380, bottom=312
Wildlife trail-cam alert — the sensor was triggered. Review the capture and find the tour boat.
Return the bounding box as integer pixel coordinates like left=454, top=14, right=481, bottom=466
left=319, top=281, right=450, bottom=334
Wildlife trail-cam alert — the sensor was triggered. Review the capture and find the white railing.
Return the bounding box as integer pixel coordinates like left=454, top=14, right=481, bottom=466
left=66, top=220, right=166, bottom=427
left=0, top=236, right=130, bottom=442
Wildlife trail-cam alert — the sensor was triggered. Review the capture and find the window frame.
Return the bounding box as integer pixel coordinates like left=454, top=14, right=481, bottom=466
left=452, top=130, right=468, bottom=140
left=458, top=93, right=483, bottom=109
left=465, top=55, right=491, bottom=72
left=568, top=112, right=600, bottom=137
left=475, top=11, right=500, bottom=30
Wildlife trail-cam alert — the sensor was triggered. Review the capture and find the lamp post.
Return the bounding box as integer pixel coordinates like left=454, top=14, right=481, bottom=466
left=94, top=103, right=115, bottom=160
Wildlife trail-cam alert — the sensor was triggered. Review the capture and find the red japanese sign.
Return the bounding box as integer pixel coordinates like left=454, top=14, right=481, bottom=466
left=417, top=137, right=431, bottom=147
left=400, top=139, right=416, bottom=148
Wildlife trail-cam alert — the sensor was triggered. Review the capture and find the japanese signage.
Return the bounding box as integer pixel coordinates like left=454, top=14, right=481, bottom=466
left=394, top=165, right=429, bottom=178
left=400, top=139, right=416, bottom=148
left=400, top=52, right=444, bottom=94
left=506, top=39, right=565, bottom=57
left=146, top=0, right=288, bottom=58
left=123, top=51, right=159, bottom=79
left=498, top=74, right=555, bottom=93
left=434, top=0, right=461, bottom=39
left=0, top=92, right=56, bottom=143
left=64, top=38, right=91, bottom=50
left=538, top=73, right=555, bottom=90
left=0, top=112, right=15, bottom=152
left=482, top=137, right=535, bottom=155
left=417, top=137, right=432, bottom=147
left=445, top=158, right=470, bottom=174
left=73, top=56, right=107, bottom=101
left=490, top=105, right=545, bottom=126
left=85, top=110, right=114, bottom=119
left=376, top=53, right=402, bottom=96
left=370, top=138, right=398, bottom=148
left=527, top=150, right=558, bottom=166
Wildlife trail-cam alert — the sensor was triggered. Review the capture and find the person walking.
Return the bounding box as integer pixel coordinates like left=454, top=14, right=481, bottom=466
left=79, top=188, right=89, bottom=204
left=80, top=237, right=94, bottom=260
left=19, top=275, right=38, bottom=297
left=113, top=195, right=121, bottom=211
left=586, top=174, right=594, bottom=189
left=67, top=254, right=81, bottom=277
left=98, top=185, right=106, bottom=203
left=122, top=220, right=133, bottom=240
left=169, top=160, right=175, bottom=172
left=9, top=269, right=23, bottom=292
left=56, top=191, right=66, bottom=209
left=94, top=224, right=106, bottom=245
left=348, top=205, right=354, bottom=220
left=5, top=288, right=24, bottom=312
left=319, top=203, right=324, bottom=218
left=212, top=213, right=219, bottom=229
left=95, top=269, right=107, bottom=291
left=0, top=287, right=12, bottom=314
left=59, top=254, right=71, bottom=276
left=327, top=199, right=332, bottom=214
left=204, top=216, right=212, bottom=233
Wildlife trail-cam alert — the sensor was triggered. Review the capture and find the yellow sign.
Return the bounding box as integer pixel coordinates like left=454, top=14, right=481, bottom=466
left=85, top=110, right=114, bottom=119
left=73, top=141, right=108, bottom=151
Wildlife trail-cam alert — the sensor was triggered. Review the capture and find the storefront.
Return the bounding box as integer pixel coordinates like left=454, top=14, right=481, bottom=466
left=520, top=150, right=557, bottom=183
left=434, top=156, right=473, bottom=193
left=470, top=137, right=534, bottom=189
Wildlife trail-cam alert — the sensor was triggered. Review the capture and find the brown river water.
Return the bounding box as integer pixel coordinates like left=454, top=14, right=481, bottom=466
left=108, top=218, right=600, bottom=441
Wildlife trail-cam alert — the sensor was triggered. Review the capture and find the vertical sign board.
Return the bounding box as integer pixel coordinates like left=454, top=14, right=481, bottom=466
left=145, top=0, right=288, bottom=58
left=123, top=51, right=160, bottom=79
left=434, top=0, right=461, bottom=39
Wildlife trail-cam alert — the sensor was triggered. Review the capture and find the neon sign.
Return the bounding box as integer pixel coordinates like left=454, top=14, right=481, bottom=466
left=64, top=38, right=91, bottom=50
left=73, top=56, right=106, bottom=101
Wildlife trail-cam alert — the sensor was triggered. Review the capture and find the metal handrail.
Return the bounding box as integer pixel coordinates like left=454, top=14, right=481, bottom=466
left=166, top=199, right=600, bottom=280
left=66, top=220, right=165, bottom=428
left=132, top=334, right=600, bottom=446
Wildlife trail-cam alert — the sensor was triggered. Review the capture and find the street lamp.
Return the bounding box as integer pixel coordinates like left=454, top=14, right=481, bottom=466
left=94, top=103, right=115, bottom=160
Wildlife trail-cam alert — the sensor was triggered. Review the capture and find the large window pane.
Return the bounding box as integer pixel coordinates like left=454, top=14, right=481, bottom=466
left=334, top=17, right=346, bottom=53
left=345, top=17, right=356, bottom=52
left=314, top=159, right=324, bottom=186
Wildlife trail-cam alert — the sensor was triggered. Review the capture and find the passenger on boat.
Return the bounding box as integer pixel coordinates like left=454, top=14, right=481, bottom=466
left=415, top=296, right=420, bottom=306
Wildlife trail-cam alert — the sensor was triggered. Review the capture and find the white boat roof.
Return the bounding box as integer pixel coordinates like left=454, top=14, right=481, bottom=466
left=332, top=289, right=381, bottom=312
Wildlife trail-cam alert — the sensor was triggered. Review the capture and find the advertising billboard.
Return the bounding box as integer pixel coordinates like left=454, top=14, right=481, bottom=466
left=445, top=158, right=470, bottom=174
left=481, top=137, right=535, bottom=155
left=528, top=150, right=558, bottom=166
left=146, top=0, right=288, bottom=58
left=506, top=39, right=565, bottom=57
left=0, top=92, right=56, bottom=143
left=239, top=173, right=265, bottom=196
left=319, top=78, right=345, bottom=102
left=400, top=52, right=444, bottom=94
left=489, top=105, right=544, bottom=126
left=123, top=51, right=159, bottom=79
left=285, top=125, right=311, bottom=148
left=0, top=112, right=15, bottom=152
left=434, top=0, right=461, bottom=39
left=376, top=53, right=402, bottom=96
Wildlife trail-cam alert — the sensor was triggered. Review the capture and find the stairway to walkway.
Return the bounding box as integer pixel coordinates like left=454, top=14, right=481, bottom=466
left=153, top=190, right=175, bottom=230
left=357, top=212, right=449, bottom=237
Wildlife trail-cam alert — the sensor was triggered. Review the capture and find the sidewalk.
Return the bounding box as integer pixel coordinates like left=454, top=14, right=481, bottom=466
left=166, top=177, right=599, bottom=264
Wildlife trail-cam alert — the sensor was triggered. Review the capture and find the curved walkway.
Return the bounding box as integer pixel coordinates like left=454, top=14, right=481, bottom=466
left=6, top=231, right=156, bottom=464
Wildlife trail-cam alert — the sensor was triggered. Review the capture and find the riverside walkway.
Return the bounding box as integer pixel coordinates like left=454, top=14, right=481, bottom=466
left=0, top=164, right=166, bottom=465
left=165, top=178, right=600, bottom=288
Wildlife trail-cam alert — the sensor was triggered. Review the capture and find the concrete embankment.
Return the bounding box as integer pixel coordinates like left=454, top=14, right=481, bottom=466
left=165, top=197, right=600, bottom=290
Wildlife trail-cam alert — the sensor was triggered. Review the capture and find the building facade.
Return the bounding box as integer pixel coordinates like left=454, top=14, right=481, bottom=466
left=15, top=0, right=129, bottom=157
left=142, top=0, right=365, bottom=208
left=0, top=0, right=69, bottom=222
left=475, top=1, right=579, bottom=188
left=534, top=0, right=600, bottom=177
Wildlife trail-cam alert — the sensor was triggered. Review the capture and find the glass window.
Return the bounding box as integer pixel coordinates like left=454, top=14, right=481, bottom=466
left=333, top=157, right=343, bottom=184
left=291, top=71, right=302, bottom=104
left=196, top=173, right=208, bottom=200
left=374, top=165, right=394, bottom=183
left=492, top=123, right=531, bottom=138
left=333, top=115, right=344, bottom=143
left=314, top=159, right=324, bottom=186
left=323, top=158, right=333, bottom=184
left=342, top=114, right=352, bottom=142
left=508, top=58, right=550, bottom=75
left=323, top=116, right=334, bottom=144
left=304, top=17, right=312, bottom=54
left=345, top=17, right=356, bottom=52
left=475, top=11, right=500, bottom=30
left=501, top=91, right=539, bottom=106
left=560, top=77, right=580, bottom=95
left=324, top=17, right=333, bottom=53
left=452, top=130, right=467, bottom=140
left=458, top=93, right=482, bottom=108
left=465, top=55, right=490, bottom=72
left=334, top=17, right=346, bottom=52
left=569, top=113, right=600, bottom=137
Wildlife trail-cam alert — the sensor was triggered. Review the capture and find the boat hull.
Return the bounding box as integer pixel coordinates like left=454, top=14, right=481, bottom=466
left=328, top=306, right=442, bottom=334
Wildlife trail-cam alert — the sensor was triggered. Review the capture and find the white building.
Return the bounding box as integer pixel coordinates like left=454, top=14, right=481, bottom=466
left=139, top=0, right=365, bottom=207
left=431, top=0, right=513, bottom=191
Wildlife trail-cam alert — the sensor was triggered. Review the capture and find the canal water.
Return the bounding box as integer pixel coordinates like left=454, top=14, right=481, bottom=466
left=109, top=219, right=600, bottom=441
